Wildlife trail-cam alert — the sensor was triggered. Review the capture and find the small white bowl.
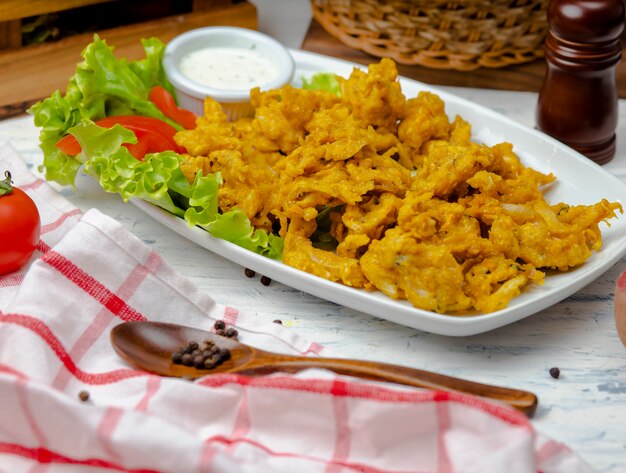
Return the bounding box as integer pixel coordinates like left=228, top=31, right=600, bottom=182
left=163, top=27, right=295, bottom=120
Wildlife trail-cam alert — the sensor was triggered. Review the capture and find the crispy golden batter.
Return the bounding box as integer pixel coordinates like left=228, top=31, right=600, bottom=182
left=338, top=58, right=405, bottom=133
left=175, top=59, right=622, bottom=314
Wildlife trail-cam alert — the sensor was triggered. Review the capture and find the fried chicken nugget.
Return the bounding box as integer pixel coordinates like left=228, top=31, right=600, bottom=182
left=361, top=228, right=473, bottom=313
left=515, top=200, right=622, bottom=271
left=464, top=257, right=544, bottom=313
left=175, top=98, right=240, bottom=156
left=342, top=193, right=403, bottom=240
left=339, top=58, right=405, bottom=133
left=398, top=92, right=450, bottom=154
left=251, top=85, right=340, bottom=154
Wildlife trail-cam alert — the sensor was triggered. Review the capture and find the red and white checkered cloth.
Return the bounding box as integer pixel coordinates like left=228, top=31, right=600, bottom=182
left=0, top=144, right=592, bottom=473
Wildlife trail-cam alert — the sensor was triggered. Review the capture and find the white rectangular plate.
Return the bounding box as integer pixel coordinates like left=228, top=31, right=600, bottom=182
left=132, top=49, right=626, bottom=336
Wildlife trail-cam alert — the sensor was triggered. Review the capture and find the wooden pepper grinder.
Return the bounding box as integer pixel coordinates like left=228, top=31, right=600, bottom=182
left=536, top=0, right=625, bottom=165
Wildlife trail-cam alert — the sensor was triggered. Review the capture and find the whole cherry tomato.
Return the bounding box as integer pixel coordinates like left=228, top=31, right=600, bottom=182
left=0, top=171, right=41, bottom=275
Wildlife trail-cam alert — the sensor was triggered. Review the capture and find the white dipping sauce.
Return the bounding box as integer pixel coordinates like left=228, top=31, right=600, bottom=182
left=178, top=46, right=279, bottom=90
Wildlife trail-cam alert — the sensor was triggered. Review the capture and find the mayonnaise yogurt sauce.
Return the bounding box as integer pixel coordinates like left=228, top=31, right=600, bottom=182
left=178, top=46, right=279, bottom=90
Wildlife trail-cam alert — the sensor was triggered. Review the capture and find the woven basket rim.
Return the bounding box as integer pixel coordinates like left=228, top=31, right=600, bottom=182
left=311, top=0, right=548, bottom=70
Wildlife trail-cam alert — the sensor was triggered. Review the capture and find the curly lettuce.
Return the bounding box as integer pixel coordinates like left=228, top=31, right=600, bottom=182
left=28, top=35, right=283, bottom=259
left=28, top=35, right=178, bottom=186
left=301, top=72, right=341, bottom=96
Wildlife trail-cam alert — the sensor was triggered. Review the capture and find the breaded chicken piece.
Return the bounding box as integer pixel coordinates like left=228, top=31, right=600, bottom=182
left=338, top=58, right=405, bottom=133
left=174, top=58, right=622, bottom=314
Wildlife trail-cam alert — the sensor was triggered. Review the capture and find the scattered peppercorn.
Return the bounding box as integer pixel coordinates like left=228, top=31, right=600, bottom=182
left=549, top=367, right=561, bottom=379
left=211, top=321, right=240, bottom=340
left=260, top=275, right=272, bottom=286
left=244, top=268, right=256, bottom=278
left=225, top=327, right=238, bottom=339
left=78, top=390, right=90, bottom=402
left=273, top=319, right=282, bottom=325
left=171, top=338, right=232, bottom=371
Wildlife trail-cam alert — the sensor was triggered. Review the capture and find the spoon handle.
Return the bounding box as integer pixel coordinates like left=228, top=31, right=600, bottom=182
left=242, top=354, right=538, bottom=416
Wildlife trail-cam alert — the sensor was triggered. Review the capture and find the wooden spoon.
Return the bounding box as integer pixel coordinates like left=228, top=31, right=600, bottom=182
left=111, top=321, right=538, bottom=417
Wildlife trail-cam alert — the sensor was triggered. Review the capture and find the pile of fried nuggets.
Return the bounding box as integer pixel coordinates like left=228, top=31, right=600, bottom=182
left=176, top=59, right=621, bottom=314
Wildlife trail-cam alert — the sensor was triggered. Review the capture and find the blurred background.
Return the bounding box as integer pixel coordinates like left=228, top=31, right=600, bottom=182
left=1, top=0, right=624, bottom=119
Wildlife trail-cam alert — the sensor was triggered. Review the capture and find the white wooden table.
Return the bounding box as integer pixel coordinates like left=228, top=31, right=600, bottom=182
left=2, top=87, right=626, bottom=472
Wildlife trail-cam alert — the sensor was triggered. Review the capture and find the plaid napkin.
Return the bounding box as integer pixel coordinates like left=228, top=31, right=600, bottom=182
left=0, top=144, right=592, bottom=473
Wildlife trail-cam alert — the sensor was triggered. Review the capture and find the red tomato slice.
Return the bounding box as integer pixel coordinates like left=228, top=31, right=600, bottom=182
left=149, top=85, right=197, bottom=130
left=95, top=115, right=180, bottom=139
left=55, top=115, right=185, bottom=160
left=56, top=133, right=83, bottom=156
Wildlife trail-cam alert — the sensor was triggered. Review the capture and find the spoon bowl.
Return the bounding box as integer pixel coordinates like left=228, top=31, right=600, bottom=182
left=111, top=321, right=538, bottom=416
left=112, top=322, right=253, bottom=379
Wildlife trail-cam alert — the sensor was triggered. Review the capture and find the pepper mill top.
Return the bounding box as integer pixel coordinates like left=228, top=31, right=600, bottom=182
left=548, top=0, right=625, bottom=44
left=536, top=0, right=624, bottom=165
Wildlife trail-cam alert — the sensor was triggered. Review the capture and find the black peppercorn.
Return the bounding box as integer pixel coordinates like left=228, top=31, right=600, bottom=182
left=193, top=355, right=205, bottom=369
left=549, top=367, right=561, bottom=379
left=225, top=327, right=238, bottom=339
left=260, top=275, right=271, bottom=286
left=214, top=320, right=226, bottom=330
left=244, top=268, right=256, bottom=278
left=181, top=353, right=193, bottom=366
left=172, top=352, right=183, bottom=364
left=172, top=338, right=233, bottom=372
left=219, top=348, right=231, bottom=361
left=273, top=319, right=282, bottom=325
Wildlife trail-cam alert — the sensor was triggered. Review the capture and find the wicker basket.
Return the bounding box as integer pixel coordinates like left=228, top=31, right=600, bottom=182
left=311, top=0, right=548, bottom=70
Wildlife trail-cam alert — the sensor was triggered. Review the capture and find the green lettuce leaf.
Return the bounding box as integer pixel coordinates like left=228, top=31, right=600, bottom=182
left=28, top=90, right=84, bottom=186
left=302, top=72, right=341, bottom=96
left=68, top=122, right=283, bottom=259
left=28, top=35, right=179, bottom=186
left=207, top=211, right=284, bottom=258
left=128, top=37, right=177, bottom=98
